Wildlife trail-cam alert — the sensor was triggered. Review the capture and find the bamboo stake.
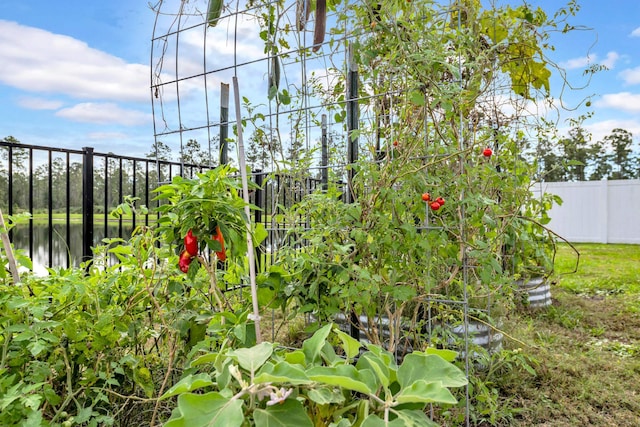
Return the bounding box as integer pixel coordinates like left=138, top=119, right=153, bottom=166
left=0, top=209, right=20, bottom=284
left=232, top=76, right=262, bottom=343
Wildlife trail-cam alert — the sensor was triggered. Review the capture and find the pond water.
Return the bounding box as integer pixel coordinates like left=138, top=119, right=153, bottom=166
left=9, top=222, right=133, bottom=275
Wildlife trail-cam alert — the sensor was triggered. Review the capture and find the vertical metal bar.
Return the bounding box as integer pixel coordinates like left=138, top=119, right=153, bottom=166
left=48, top=150, right=53, bottom=267
left=28, top=148, right=34, bottom=260
left=220, top=82, right=230, bottom=165
left=7, top=146, right=14, bottom=244
left=7, top=146, right=12, bottom=218
left=118, top=157, right=123, bottom=239
left=104, top=156, right=109, bottom=239
left=254, top=170, right=264, bottom=269
left=346, top=45, right=359, bottom=205
left=132, top=160, right=137, bottom=231
left=82, top=147, right=94, bottom=264
left=346, top=45, right=360, bottom=340
left=66, top=152, right=71, bottom=268
left=145, top=160, right=150, bottom=227
left=321, top=114, right=328, bottom=191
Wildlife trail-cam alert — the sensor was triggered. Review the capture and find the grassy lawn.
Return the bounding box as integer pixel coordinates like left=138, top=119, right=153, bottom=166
left=27, top=212, right=153, bottom=225
left=502, top=243, right=640, bottom=426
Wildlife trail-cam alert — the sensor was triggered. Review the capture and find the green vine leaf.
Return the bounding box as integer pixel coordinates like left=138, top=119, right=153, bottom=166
left=254, top=361, right=312, bottom=385
left=163, top=392, right=244, bottom=427
left=397, top=353, right=467, bottom=389
left=228, top=342, right=274, bottom=373
left=395, top=380, right=458, bottom=405
left=254, top=398, right=313, bottom=427
left=160, top=374, right=214, bottom=400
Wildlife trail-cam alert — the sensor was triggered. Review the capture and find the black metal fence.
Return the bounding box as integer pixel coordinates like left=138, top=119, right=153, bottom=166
left=1, top=140, right=338, bottom=272
left=0, top=141, right=217, bottom=270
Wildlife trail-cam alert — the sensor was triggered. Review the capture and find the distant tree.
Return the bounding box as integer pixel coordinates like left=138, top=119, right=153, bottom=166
left=588, top=140, right=612, bottom=181
left=146, top=141, right=172, bottom=161
left=559, top=126, right=590, bottom=181
left=605, top=128, right=635, bottom=180
left=536, top=137, right=566, bottom=182
left=180, top=139, right=208, bottom=165
left=246, top=130, right=281, bottom=171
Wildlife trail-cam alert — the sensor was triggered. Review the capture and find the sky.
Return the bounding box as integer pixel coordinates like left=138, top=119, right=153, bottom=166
left=1, top=0, right=639, bottom=160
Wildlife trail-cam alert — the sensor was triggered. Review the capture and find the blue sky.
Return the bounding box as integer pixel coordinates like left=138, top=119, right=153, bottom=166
left=1, top=0, right=639, bottom=159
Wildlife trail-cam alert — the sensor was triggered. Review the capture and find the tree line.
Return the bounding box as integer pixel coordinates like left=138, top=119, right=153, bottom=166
left=536, top=127, right=640, bottom=182
left=2, top=125, right=638, bottom=214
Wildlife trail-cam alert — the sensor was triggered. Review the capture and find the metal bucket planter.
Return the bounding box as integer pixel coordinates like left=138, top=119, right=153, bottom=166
left=449, top=320, right=503, bottom=358
left=517, top=276, right=552, bottom=309
left=329, top=313, right=415, bottom=357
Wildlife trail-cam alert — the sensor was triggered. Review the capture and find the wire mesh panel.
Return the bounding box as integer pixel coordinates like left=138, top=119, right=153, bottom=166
left=150, top=0, right=563, bottom=423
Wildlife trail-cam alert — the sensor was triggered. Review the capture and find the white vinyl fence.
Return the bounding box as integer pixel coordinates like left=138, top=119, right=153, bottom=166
left=534, top=180, right=640, bottom=244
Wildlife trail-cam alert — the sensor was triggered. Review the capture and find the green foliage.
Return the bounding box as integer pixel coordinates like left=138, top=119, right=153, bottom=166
left=0, top=224, right=257, bottom=426
left=163, top=324, right=467, bottom=427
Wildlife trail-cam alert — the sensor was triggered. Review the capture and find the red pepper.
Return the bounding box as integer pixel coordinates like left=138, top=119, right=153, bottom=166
left=213, top=226, right=227, bottom=262
left=184, top=229, right=198, bottom=256
left=179, top=249, right=193, bottom=273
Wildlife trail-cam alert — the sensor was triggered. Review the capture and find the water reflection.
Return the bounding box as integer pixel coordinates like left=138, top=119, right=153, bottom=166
left=11, top=222, right=133, bottom=275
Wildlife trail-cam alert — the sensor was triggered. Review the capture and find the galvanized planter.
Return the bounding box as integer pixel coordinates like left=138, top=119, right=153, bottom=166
left=517, top=276, right=552, bottom=309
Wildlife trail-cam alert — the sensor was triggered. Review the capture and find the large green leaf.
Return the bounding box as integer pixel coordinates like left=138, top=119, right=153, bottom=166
left=254, top=398, right=313, bottom=427
left=397, top=353, right=467, bottom=389
left=307, top=387, right=346, bottom=405
left=307, top=365, right=375, bottom=395
left=228, top=342, right=273, bottom=373
left=160, top=374, right=214, bottom=400
left=423, top=347, right=459, bottom=363
left=254, top=361, right=312, bottom=385
left=395, top=380, right=458, bottom=405
left=302, top=323, right=332, bottom=364
left=391, top=409, right=439, bottom=426
left=164, top=392, right=243, bottom=427
left=355, top=352, right=390, bottom=389
left=361, top=409, right=439, bottom=427
left=335, top=328, right=362, bottom=361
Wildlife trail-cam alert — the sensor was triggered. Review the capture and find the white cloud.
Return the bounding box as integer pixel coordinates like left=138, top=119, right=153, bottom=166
left=595, top=92, right=640, bottom=113
left=601, top=51, right=620, bottom=69
left=17, top=97, right=63, bottom=110
left=55, top=103, right=152, bottom=126
left=631, top=27, right=640, bottom=37
left=560, top=51, right=620, bottom=70
left=585, top=119, right=640, bottom=144
left=560, top=55, right=594, bottom=70
left=0, top=20, right=148, bottom=103
left=619, top=66, right=640, bottom=85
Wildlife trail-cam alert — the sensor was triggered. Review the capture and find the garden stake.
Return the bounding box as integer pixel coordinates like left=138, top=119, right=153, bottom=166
left=233, top=76, right=262, bottom=343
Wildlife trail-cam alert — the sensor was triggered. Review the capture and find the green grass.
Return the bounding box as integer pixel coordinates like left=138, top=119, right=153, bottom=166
left=499, top=243, right=640, bottom=426
left=555, top=243, right=640, bottom=297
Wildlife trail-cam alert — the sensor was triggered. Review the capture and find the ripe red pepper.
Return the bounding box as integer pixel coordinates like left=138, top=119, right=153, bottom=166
left=430, top=201, right=441, bottom=211
left=483, top=147, right=493, bottom=157
left=436, top=197, right=445, bottom=206
left=184, top=229, right=198, bottom=256
left=213, top=226, right=227, bottom=262
left=179, top=249, right=193, bottom=273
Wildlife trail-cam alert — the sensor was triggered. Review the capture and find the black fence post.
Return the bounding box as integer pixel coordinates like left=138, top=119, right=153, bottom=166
left=346, top=45, right=361, bottom=340
left=346, top=45, right=359, bottom=205
left=7, top=145, right=13, bottom=241
left=321, top=114, right=328, bottom=191
left=254, top=170, right=264, bottom=269
left=82, top=147, right=94, bottom=265
left=220, top=83, right=229, bottom=165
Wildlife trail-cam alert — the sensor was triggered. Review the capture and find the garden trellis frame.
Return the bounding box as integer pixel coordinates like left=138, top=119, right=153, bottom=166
left=149, top=0, right=562, bottom=423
